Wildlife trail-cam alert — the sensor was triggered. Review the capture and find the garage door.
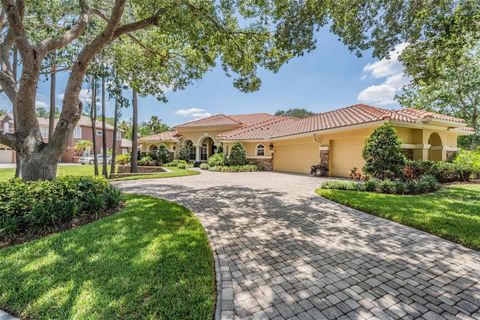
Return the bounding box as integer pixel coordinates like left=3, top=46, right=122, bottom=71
left=274, top=142, right=319, bottom=174
left=330, top=139, right=365, bottom=177
left=0, top=147, right=13, bottom=163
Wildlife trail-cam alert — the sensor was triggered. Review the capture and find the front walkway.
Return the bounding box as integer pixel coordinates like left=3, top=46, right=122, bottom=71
left=116, top=171, right=480, bottom=320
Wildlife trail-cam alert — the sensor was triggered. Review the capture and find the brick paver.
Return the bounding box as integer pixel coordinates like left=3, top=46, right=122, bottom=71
left=116, top=170, right=480, bottom=320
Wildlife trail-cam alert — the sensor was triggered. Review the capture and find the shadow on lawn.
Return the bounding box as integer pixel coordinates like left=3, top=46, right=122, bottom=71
left=0, top=196, right=215, bottom=320
left=117, top=182, right=480, bottom=319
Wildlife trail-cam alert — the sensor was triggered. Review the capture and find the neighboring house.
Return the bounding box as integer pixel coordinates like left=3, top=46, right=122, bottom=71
left=0, top=112, right=132, bottom=163
left=139, top=104, right=475, bottom=177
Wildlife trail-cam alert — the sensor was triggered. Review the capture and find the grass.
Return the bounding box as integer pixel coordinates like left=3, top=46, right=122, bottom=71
left=316, top=184, right=480, bottom=250
left=0, top=194, right=215, bottom=319
left=0, top=165, right=199, bottom=181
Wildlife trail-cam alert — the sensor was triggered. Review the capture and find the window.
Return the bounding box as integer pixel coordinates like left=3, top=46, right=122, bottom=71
left=96, top=130, right=103, bottom=136
left=41, top=127, right=48, bottom=138
left=188, top=144, right=196, bottom=161
left=3, top=122, right=9, bottom=133
left=116, top=131, right=121, bottom=140
left=200, top=143, right=208, bottom=161
left=256, top=144, right=265, bottom=156
left=73, top=126, right=81, bottom=139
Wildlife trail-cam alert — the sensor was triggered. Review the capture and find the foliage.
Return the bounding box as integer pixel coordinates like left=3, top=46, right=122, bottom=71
left=209, top=165, right=257, bottom=172
left=73, top=140, right=93, bottom=153
left=317, top=184, right=480, bottom=250
left=310, top=164, right=329, bottom=177
left=405, top=160, right=477, bottom=183
left=178, top=163, right=187, bottom=170
left=165, top=160, right=188, bottom=167
left=275, top=108, right=315, bottom=118
left=157, top=144, right=171, bottom=164
left=138, top=156, right=153, bottom=166
left=454, top=149, right=480, bottom=175
left=200, top=163, right=209, bottom=170
left=362, top=123, right=406, bottom=179
left=0, top=176, right=121, bottom=241
left=116, top=153, right=131, bottom=165
left=208, top=153, right=225, bottom=167
left=322, top=174, right=440, bottom=195
left=349, top=167, right=362, bottom=181
left=179, top=145, right=190, bottom=162
left=228, top=143, right=247, bottom=166
left=0, top=194, right=215, bottom=318
left=397, top=2, right=480, bottom=148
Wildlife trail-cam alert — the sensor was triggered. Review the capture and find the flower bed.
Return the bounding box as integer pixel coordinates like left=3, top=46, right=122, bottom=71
left=209, top=165, right=258, bottom=172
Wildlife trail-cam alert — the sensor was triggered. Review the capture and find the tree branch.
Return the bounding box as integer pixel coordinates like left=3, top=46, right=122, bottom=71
left=37, top=0, right=89, bottom=53
left=0, top=131, right=16, bottom=148
left=0, top=68, right=16, bottom=100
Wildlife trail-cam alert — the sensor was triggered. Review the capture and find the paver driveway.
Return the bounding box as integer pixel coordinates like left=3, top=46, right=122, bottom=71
left=116, top=171, right=480, bottom=320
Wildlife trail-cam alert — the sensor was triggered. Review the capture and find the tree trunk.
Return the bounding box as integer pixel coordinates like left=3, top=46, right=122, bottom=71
left=48, top=50, right=56, bottom=142
left=110, top=93, right=120, bottom=178
left=17, top=147, right=58, bottom=181
left=12, top=46, right=21, bottom=178
left=472, top=107, right=478, bottom=149
left=101, top=76, right=108, bottom=177
left=131, top=89, right=138, bottom=173
left=90, top=78, right=99, bottom=175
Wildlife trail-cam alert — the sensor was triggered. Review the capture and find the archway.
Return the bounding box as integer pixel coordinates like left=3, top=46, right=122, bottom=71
left=149, top=145, right=158, bottom=152
left=428, top=132, right=443, bottom=161
left=183, top=139, right=196, bottom=161
left=199, top=136, right=216, bottom=161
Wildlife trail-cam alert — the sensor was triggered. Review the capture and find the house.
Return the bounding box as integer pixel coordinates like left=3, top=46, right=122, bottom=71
left=0, top=112, right=132, bottom=164
left=139, top=104, right=474, bottom=177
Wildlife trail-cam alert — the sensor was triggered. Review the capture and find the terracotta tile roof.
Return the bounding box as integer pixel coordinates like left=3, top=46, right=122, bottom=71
left=218, top=104, right=472, bottom=141
left=138, top=131, right=180, bottom=143
left=219, top=116, right=298, bottom=140
left=174, top=113, right=277, bottom=129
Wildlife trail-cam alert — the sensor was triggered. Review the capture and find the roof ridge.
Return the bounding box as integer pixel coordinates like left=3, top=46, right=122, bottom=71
left=219, top=116, right=294, bottom=137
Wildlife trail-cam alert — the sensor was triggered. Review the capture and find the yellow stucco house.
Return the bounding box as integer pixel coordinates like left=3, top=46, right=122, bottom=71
left=139, top=104, right=474, bottom=177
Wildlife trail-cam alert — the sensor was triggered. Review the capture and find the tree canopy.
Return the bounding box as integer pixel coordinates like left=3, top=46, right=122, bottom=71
left=275, top=108, right=315, bottom=118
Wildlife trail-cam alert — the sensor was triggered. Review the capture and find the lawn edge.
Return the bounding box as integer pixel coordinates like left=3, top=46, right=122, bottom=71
left=315, top=188, right=480, bottom=252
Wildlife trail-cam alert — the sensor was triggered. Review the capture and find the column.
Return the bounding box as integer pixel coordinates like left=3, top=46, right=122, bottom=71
left=196, top=145, right=201, bottom=161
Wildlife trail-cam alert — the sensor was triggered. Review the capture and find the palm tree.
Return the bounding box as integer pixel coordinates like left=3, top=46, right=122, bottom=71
left=148, top=116, right=162, bottom=134
left=74, top=140, right=93, bottom=155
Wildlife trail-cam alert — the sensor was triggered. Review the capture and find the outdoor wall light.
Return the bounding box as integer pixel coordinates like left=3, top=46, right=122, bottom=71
left=269, top=143, right=274, bottom=151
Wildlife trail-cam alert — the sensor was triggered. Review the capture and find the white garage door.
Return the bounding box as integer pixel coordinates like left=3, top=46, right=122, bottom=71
left=0, top=147, right=13, bottom=163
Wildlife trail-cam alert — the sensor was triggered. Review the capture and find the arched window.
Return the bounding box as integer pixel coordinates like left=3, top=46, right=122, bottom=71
left=256, top=144, right=265, bottom=156
left=200, top=143, right=208, bottom=160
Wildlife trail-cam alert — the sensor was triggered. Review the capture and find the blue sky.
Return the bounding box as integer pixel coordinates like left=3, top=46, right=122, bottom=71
left=0, top=29, right=408, bottom=127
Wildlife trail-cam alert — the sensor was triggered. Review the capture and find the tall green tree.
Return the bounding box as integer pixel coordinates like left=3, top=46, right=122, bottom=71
left=275, top=108, right=315, bottom=118
left=397, top=1, right=480, bottom=148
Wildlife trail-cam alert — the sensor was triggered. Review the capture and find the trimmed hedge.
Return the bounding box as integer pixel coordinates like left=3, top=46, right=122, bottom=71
left=404, top=160, right=478, bottom=183
left=209, top=165, right=258, bottom=172
left=322, top=175, right=440, bottom=195
left=200, top=163, right=209, bottom=170
left=0, top=176, right=121, bottom=241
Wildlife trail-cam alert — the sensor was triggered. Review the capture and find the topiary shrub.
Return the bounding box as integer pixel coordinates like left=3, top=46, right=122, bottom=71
left=208, top=152, right=225, bottom=167
left=362, top=123, right=406, bottom=179
left=229, top=142, right=247, bottom=166
left=179, top=145, right=189, bottom=161
left=200, top=163, right=209, bottom=170
left=0, top=177, right=121, bottom=242
left=157, top=144, right=171, bottom=164
left=178, top=163, right=187, bottom=169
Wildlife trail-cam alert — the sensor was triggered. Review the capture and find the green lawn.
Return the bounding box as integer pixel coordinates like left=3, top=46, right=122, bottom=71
left=316, top=184, right=480, bottom=250
left=0, top=194, right=215, bottom=319
left=0, top=165, right=199, bottom=181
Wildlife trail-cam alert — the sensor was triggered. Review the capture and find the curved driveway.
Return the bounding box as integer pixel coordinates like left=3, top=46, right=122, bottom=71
left=116, top=171, right=480, bottom=320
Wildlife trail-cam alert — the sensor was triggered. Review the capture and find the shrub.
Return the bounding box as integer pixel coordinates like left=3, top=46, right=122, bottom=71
left=200, top=163, right=209, bottom=170
left=349, top=167, right=362, bottom=180
left=165, top=160, right=188, bottom=167
left=454, top=149, right=480, bottom=172
left=362, top=123, right=406, bottom=179
left=209, top=165, right=257, bottom=172
left=229, top=142, right=247, bottom=166
left=116, top=153, right=131, bottom=165
left=208, top=152, right=225, bottom=167
left=138, top=156, right=153, bottom=166
left=322, top=180, right=363, bottom=191
left=157, top=144, right=171, bottom=164
left=179, top=145, right=189, bottom=161
left=405, top=160, right=476, bottom=183
left=178, top=163, right=187, bottom=169
left=0, top=177, right=121, bottom=241
left=363, top=178, right=380, bottom=192
left=378, top=179, right=396, bottom=194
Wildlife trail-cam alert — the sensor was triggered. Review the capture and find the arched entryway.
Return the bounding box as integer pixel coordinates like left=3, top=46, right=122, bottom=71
left=428, top=132, right=443, bottom=161
left=183, top=139, right=196, bottom=161
left=149, top=145, right=158, bottom=152
left=199, top=136, right=216, bottom=161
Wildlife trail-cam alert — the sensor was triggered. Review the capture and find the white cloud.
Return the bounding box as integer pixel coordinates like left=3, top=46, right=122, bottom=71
left=191, top=112, right=212, bottom=119
left=175, top=108, right=207, bottom=116
left=357, top=43, right=410, bottom=106
left=35, top=100, right=48, bottom=109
